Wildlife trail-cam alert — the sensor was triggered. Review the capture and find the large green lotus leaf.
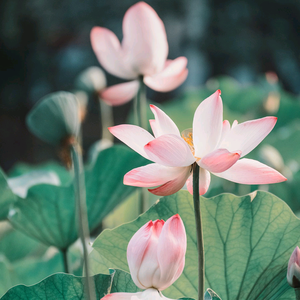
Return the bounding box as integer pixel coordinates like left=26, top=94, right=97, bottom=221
left=0, top=252, right=64, bottom=297
left=0, top=168, right=17, bottom=221
left=0, top=269, right=145, bottom=300
left=26, top=91, right=81, bottom=146
left=0, top=242, right=86, bottom=297
left=8, top=146, right=146, bottom=249
left=90, top=190, right=298, bottom=300
left=85, top=145, right=147, bottom=228
left=8, top=184, right=77, bottom=249
left=109, top=269, right=140, bottom=293
left=0, top=272, right=112, bottom=300
left=0, top=222, right=47, bottom=262
left=0, top=257, right=16, bottom=297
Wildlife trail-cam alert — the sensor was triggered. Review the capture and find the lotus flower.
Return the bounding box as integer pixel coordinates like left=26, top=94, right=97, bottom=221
left=109, top=90, right=287, bottom=196
left=287, top=246, right=300, bottom=288
left=101, top=214, right=186, bottom=300
left=90, top=2, right=188, bottom=106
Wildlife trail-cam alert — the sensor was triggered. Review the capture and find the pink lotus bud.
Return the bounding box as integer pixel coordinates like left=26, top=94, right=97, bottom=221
left=287, top=246, right=300, bottom=287
left=127, top=214, right=186, bottom=291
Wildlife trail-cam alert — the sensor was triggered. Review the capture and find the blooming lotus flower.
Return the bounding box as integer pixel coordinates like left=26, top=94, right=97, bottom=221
left=287, top=246, right=300, bottom=288
left=90, top=2, right=188, bottom=106
left=101, top=214, right=186, bottom=300
left=109, top=90, right=287, bottom=196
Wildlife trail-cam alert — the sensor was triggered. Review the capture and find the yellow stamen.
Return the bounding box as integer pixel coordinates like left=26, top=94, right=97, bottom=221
left=181, top=129, right=201, bottom=162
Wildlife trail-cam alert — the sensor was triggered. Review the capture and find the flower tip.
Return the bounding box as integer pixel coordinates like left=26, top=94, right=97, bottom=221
left=171, top=213, right=181, bottom=221
left=217, top=89, right=221, bottom=95
left=130, top=1, right=152, bottom=12
left=153, top=219, right=165, bottom=226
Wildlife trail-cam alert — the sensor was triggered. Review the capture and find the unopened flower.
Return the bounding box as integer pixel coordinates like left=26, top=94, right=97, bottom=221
left=287, top=246, right=300, bottom=288
left=127, top=214, right=186, bottom=291
left=109, top=90, right=287, bottom=196
left=101, top=215, right=186, bottom=300
left=91, top=2, right=188, bottom=106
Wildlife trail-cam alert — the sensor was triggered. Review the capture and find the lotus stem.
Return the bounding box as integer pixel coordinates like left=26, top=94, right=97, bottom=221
left=99, top=98, right=114, bottom=142
left=70, top=142, right=96, bottom=300
left=295, top=288, right=300, bottom=300
left=61, top=248, right=69, bottom=273
left=193, top=163, right=205, bottom=300
left=134, top=76, right=148, bottom=214
left=138, top=75, right=148, bottom=131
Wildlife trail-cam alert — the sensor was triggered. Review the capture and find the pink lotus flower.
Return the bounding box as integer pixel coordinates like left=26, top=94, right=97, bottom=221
left=90, top=2, right=188, bottom=106
left=287, top=246, right=300, bottom=287
left=101, top=214, right=186, bottom=300
left=109, top=90, right=287, bottom=196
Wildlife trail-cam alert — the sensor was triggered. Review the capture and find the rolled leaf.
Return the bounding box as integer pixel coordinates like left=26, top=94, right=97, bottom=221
left=26, top=91, right=81, bottom=145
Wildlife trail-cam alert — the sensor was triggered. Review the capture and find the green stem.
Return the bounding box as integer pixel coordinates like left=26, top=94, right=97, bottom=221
left=193, top=163, right=205, bottom=300
left=133, top=76, right=147, bottom=130
left=61, top=248, right=69, bottom=273
left=99, top=97, right=114, bottom=142
left=138, top=76, right=148, bottom=130
left=134, top=76, right=148, bottom=214
left=295, top=288, right=300, bottom=300
left=70, top=143, right=96, bottom=300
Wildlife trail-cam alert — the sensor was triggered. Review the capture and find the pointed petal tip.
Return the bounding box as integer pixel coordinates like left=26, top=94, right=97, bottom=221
left=217, top=89, right=221, bottom=95
left=153, top=219, right=165, bottom=226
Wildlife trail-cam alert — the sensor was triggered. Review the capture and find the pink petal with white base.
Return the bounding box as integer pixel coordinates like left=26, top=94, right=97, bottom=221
left=193, top=90, right=223, bottom=158
left=100, top=81, right=139, bottom=106
left=213, top=158, right=287, bottom=184
left=219, top=116, right=277, bottom=157
left=136, top=220, right=165, bottom=288
left=90, top=27, right=137, bottom=79
left=109, top=125, right=154, bottom=159
left=149, top=167, right=191, bottom=196
left=127, top=220, right=164, bottom=289
left=144, top=57, right=188, bottom=92
left=155, top=214, right=187, bottom=290
left=122, top=2, right=168, bottom=76
left=199, top=148, right=241, bottom=173
left=149, top=105, right=180, bottom=137
left=124, top=163, right=186, bottom=187
left=186, top=167, right=211, bottom=195
left=144, top=134, right=195, bottom=167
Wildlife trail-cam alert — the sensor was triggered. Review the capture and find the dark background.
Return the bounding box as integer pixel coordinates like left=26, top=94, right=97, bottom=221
left=1, top=0, right=300, bottom=171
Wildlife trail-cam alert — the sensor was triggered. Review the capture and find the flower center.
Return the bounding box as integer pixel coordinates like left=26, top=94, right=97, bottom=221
left=181, top=128, right=194, bottom=152
left=181, top=128, right=201, bottom=162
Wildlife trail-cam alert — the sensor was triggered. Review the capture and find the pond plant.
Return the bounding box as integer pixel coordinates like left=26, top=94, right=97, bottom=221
left=1, top=2, right=300, bottom=300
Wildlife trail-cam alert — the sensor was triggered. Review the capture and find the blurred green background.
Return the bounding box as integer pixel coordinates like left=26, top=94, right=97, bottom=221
left=0, top=0, right=300, bottom=170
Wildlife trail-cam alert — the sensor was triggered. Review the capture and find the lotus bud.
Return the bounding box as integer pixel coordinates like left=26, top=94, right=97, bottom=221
left=287, top=246, right=300, bottom=287
left=127, top=214, right=186, bottom=291
left=75, top=66, right=107, bottom=94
